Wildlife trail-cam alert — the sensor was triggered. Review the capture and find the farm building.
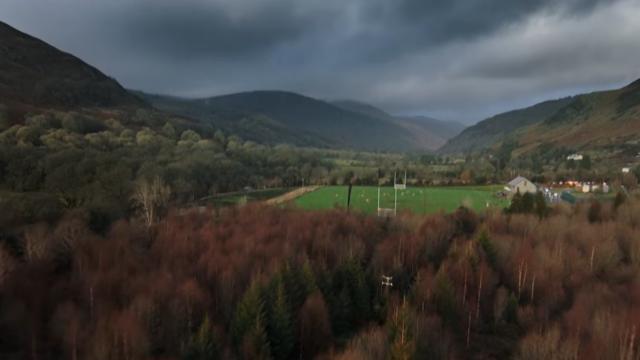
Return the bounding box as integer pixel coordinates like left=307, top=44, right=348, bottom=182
left=567, top=154, right=583, bottom=161
left=507, top=176, right=537, bottom=195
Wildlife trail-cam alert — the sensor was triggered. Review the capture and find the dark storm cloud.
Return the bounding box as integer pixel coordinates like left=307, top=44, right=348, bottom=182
left=0, top=0, right=638, bottom=123
left=110, top=1, right=321, bottom=59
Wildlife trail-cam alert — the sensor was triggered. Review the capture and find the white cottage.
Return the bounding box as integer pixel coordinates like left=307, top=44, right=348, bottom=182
left=508, top=176, right=537, bottom=195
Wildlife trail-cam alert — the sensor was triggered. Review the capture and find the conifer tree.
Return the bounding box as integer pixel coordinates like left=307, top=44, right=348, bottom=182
left=182, top=315, right=220, bottom=360
left=503, top=293, right=519, bottom=325
left=266, top=279, right=294, bottom=360
left=433, top=271, right=457, bottom=325
left=300, top=260, right=318, bottom=298
left=478, top=230, right=497, bottom=269
left=232, top=281, right=266, bottom=349
left=242, top=316, right=272, bottom=360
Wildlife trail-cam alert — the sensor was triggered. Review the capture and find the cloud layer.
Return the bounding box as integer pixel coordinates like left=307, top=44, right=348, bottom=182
left=1, top=0, right=639, bottom=123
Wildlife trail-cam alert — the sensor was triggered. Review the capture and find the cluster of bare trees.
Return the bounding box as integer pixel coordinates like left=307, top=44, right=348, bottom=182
left=2, top=198, right=640, bottom=359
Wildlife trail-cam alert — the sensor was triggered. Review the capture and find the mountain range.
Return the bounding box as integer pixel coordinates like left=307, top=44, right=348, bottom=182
left=2, top=19, right=639, bottom=158
left=140, top=91, right=463, bottom=151
left=1, top=20, right=463, bottom=152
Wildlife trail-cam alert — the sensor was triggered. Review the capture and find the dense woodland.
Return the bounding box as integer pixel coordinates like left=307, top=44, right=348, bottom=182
left=1, top=192, right=640, bottom=359
left=0, top=107, right=412, bottom=229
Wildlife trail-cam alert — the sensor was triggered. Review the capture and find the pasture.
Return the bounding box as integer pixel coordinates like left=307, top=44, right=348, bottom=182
left=294, top=185, right=509, bottom=214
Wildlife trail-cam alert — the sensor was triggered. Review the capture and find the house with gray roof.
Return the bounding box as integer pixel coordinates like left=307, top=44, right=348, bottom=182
left=507, top=176, right=537, bottom=195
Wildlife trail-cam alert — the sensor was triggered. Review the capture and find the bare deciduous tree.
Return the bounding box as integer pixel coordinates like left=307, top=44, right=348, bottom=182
left=131, top=176, right=171, bottom=228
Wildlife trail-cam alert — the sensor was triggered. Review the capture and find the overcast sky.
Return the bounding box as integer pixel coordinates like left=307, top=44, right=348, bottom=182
left=1, top=0, right=639, bottom=123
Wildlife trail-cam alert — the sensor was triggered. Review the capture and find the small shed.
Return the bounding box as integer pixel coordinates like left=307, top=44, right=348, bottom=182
left=508, top=176, right=537, bottom=195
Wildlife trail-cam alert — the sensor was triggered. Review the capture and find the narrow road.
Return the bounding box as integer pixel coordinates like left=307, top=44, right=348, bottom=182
left=264, top=186, right=319, bottom=205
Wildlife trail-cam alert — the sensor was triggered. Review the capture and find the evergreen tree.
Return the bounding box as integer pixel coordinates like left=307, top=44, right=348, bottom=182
left=182, top=315, right=220, bottom=360
left=478, top=230, right=497, bottom=269
left=281, top=262, right=306, bottom=312
left=433, top=271, right=457, bottom=326
left=509, top=192, right=523, bottom=213
left=242, top=316, right=272, bottom=360
left=300, top=260, right=318, bottom=297
left=534, top=192, right=549, bottom=218
left=346, top=259, right=371, bottom=323
left=331, top=286, right=354, bottom=339
left=266, top=279, right=295, bottom=360
left=232, top=281, right=266, bottom=349
left=521, top=193, right=535, bottom=213
left=614, top=192, right=626, bottom=210
left=580, top=155, right=592, bottom=170
left=502, top=293, right=519, bottom=325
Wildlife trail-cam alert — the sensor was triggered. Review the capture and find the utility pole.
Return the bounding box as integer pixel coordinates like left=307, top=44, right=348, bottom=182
left=394, top=172, right=398, bottom=216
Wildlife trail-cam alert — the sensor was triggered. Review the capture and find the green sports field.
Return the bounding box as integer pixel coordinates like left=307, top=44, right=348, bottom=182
left=293, top=185, right=509, bottom=214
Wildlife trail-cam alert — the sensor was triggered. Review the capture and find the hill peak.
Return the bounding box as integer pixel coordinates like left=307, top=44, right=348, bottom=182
left=624, top=78, right=640, bottom=90
left=0, top=21, right=145, bottom=109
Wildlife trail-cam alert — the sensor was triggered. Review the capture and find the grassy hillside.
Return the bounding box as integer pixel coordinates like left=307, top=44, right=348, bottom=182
left=513, top=79, right=640, bottom=156
left=439, top=97, right=574, bottom=154
left=441, top=79, right=640, bottom=158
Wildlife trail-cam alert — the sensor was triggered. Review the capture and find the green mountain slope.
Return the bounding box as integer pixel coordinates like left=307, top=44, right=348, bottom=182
left=439, top=97, right=574, bottom=154
left=513, top=79, right=640, bottom=155
left=440, top=79, right=640, bottom=159
left=142, top=91, right=432, bottom=151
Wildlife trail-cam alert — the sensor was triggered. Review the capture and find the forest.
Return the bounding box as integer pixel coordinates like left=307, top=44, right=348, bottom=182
left=1, top=192, right=640, bottom=359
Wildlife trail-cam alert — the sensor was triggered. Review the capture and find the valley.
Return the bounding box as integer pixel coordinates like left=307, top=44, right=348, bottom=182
left=1, top=6, right=640, bottom=359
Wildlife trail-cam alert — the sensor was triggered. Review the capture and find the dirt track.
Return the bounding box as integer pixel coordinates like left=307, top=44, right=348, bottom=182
left=264, top=186, right=319, bottom=205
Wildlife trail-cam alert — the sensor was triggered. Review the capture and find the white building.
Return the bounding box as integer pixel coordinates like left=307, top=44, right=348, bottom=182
left=567, top=154, right=583, bottom=161
left=508, top=176, right=537, bottom=195
left=623, top=167, right=631, bottom=173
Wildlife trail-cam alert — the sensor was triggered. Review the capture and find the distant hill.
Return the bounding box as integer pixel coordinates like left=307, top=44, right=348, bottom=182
left=142, top=91, right=445, bottom=151
left=394, top=115, right=465, bottom=143
left=331, top=100, right=465, bottom=149
left=514, top=79, right=640, bottom=155
left=0, top=21, right=145, bottom=110
left=440, top=79, right=640, bottom=157
left=439, top=97, right=574, bottom=154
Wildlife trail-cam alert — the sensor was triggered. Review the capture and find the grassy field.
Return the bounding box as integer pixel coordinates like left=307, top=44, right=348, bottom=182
left=294, top=185, right=509, bottom=214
